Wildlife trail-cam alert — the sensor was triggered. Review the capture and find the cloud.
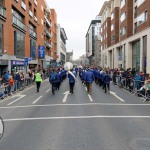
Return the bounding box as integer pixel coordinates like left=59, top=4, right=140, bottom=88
left=47, top=0, right=105, bottom=59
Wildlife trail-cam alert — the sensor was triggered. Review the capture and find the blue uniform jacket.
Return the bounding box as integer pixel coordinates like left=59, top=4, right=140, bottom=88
left=68, top=72, right=76, bottom=83
left=103, top=74, right=111, bottom=84
left=85, top=70, right=94, bottom=83
left=55, top=73, right=62, bottom=82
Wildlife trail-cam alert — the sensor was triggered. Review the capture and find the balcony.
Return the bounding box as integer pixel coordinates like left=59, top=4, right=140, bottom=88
left=29, top=10, right=33, bottom=17
left=0, top=5, right=6, bottom=20
left=44, top=15, right=52, bottom=27
left=21, top=1, right=26, bottom=11
left=34, top=16, right=37, bottom=22
left=45, top=29, right=51, bottom=38
left=12, top=15, right=26, bottom=32
left=34, top=0, right=37, bottom=6
left=29, top=28, right=37, bottom=39
left=45, top=41, right=52, bottom=49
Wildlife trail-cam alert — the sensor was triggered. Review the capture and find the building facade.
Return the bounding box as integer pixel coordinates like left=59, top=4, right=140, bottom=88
left=85, top=16, right=101, bottom=65
left=66, top=51, right=73, bottom=62
left=42, top=0, right=53, bottom=69
left=0, top=0, right=57, bottom=77
left=100, top=0, right=150, bottom=74
left=57, top=24, right=68, bottom=66
left=50, top=9, right=57, bottom=67
left=94, top=35, right=101, bottom=67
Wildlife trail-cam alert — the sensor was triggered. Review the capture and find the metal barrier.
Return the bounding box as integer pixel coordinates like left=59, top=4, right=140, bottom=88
left=113, top=76, right=149, bottom=101
left=0, top=78, right=34, bottom=99
left=0, top=73, right=49, bottom=99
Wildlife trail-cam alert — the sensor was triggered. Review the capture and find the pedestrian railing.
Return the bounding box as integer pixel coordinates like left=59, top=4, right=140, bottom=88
left=0, top=77, right=36, bottom=99
left=113, top=76, right=149, bottom=101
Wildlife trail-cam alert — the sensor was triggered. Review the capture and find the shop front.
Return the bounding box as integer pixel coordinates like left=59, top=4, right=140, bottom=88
left=11, top=60, right=26, bottom=74
left=0, top=60, right=8, bottom=77
left=42, top=55, right=53, bottom=69
left=29, top=64, right=37, bottom=71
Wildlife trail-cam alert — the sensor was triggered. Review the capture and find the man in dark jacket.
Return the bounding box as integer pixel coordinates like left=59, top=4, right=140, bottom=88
left=103, top=72, right=111, bottom=93
left=85, top=68, right=94, bottom=95
left=55, top=71, right=62, bottom=90
left=49, top=70, right=57, bottom=95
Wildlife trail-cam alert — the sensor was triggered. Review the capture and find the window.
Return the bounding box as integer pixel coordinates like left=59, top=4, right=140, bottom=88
left=14, top=31, right=24, bottom=58
left=137, top=11, right=147, bottom=26
left=29, top=2, right=32, bottom=10
left=132, top=40, right=140, bottom=71
left=137, top=0, right=145, bottom=7
left=106, top=33, right=107, bottom=38
left=29, top=23, right=37, bottom=39
left=111, top=35, right=115, bottom=41
left=120, top=0, right=126, bottom=9
left=134, top=22, right=137, bottom=33
left=30, top=39, right=36, bottom=59
left=0, top=23, right=3, bottom=54
left=134, top=7, right=137, bottom=18
left=120, top=12, right=126, bottom=22
left=106, top=22, right=107, bottom=27
left=12, top=9, right=23, bottom=22
left=120, top=26, right=126, bottom=35
left=111, top=13, right=114, bottom=20
left=142, top=36, right=147, bottom=73
left=101, top=27, right=103, bottom=33
left=34, top=9, right=37, bottom=16
left=111, top=24, right=114, bottom=31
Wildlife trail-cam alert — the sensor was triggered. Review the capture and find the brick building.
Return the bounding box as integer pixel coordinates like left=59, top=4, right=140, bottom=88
left=100, top=0, right=150, bottom=74
left=50, top=9, right=57, bottom=67
left=0, top=0, right=57, bottom=76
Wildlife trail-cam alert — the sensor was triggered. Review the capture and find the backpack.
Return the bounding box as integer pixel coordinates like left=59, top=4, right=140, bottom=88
left=50, top=72, right=55, bottom=81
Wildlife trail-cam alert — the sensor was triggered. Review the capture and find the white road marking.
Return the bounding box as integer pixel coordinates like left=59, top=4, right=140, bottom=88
left=110, top=91, right=125, bottom=102
left=4, top=115, right=150, bottom=122
left=32, top=96, right=43, bottom=104
left=88, top=94, right=93, bottom=102
left=1, top=103, right=150, bottom=109
left=62, top=91, right=70, bottom=103
left=7, top=95, right=26, bottom=106
left=46, top=88, right=51, bottom=93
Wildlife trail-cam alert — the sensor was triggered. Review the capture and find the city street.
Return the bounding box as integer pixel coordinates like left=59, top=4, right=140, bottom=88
left=0, top=77, right=150, bottom=150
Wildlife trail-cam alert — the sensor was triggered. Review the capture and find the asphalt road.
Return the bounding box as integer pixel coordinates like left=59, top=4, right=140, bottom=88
left=0, top=76, right=150, bottom=150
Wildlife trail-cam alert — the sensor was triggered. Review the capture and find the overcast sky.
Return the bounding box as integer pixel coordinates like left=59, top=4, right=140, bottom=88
left=47, top=0, right=106, bottom=60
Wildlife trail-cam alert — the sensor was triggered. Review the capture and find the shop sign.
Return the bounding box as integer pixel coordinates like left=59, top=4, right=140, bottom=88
left=38, top=46, right=45, bottom=59
left=24, top=62, right=28, bottom=67
left=28, top=57, right=32, bottom=61
left=11, top=60, right=24, bottom=66
left=24, top=57, right=28, bottom=62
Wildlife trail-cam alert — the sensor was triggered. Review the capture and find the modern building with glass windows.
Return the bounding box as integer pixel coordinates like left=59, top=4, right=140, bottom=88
left=57, top=24, right=68, bottom=66
left=85, top=16, right=101, bottom=65
left=100, top=0, right=150, bottom=74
